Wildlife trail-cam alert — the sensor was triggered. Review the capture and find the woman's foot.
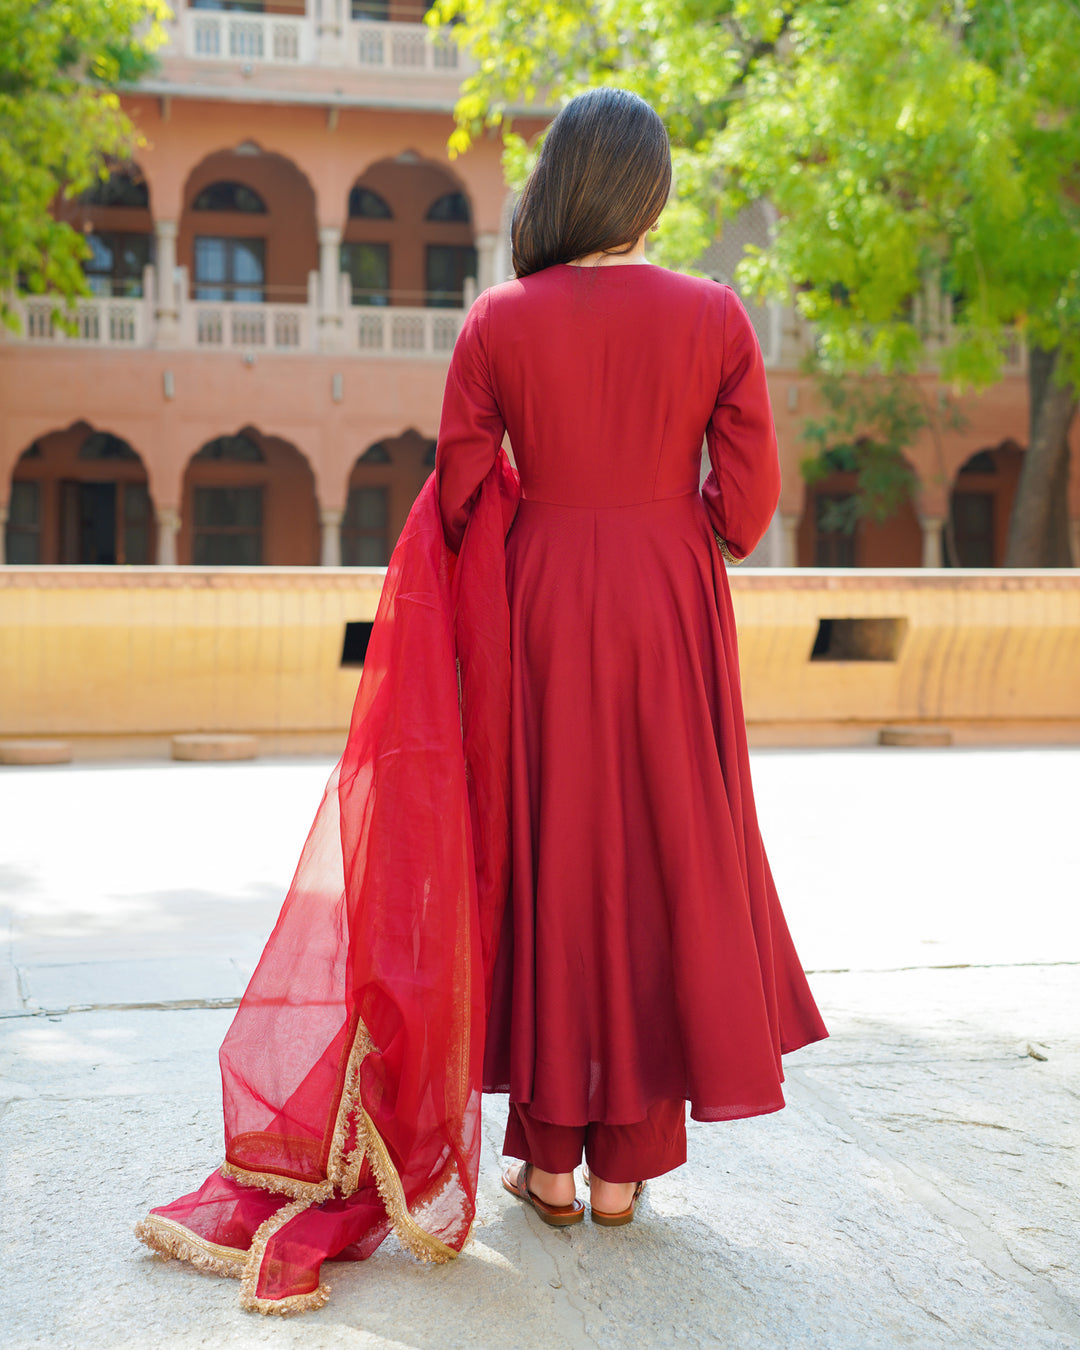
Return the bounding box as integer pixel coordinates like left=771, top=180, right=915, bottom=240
left=502, top=1163, right=585, bottom=1226
left=523, top=1164, right=577, bottom=1207
left=587, top=1173, right=639, bottom=1215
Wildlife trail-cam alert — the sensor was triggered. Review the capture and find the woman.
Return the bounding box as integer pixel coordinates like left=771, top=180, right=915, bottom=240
left=435, top=86, right=827, bottom=1228
left=135, top=87, right=826, bottom=1313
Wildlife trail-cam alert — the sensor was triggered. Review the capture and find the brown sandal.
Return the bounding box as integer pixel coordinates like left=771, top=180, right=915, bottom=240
left=584, top=1170, right=646, bottom=1227
left=501, top=1162, right=585, bottom=1227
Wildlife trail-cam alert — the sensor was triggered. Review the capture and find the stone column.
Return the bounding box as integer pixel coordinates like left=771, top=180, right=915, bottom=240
left=318, top=226, right=344, bottom=352
left=0, top=503, right=7, bottom=566
left=320, top=507, right=344, bottom=567
left=780, top=513, right=800, bottom=567
left=475, top=232, right=500, bottom=293
left=919, top=514, right=945, bottom=569
left=1069, top=519, right=1080, bottom=568
left=154, top=220, right=180, bottom=347
left=156, top=506, right=181, bottom=565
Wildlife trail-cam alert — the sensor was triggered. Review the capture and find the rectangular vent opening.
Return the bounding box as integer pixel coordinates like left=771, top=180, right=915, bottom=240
left=811, top=617, right=907, bottom=662
left=341, top=621, right=375, bottom=667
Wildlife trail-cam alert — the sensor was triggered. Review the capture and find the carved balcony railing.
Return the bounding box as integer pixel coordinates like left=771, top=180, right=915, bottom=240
left=345, top=304, right=463, bottom=356
left=347, top=18, right=461, bottom=72
left=181, top=300, right=316, bottom=352
left=4, top=269, right=466, bottom=358
left=11, top=294, right=152, bottom=348
left=172, top=6, right=468, bottom=74
left=182, top=8, right=311, bottom=63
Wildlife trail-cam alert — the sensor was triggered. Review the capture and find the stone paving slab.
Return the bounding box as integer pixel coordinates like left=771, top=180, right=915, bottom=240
left=1, top=976, right=1077, bottom=1350
left=1, top=748, right=1078, bottom=1348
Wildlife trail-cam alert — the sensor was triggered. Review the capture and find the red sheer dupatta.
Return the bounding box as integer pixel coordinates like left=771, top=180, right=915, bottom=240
left=136, top=450, right=521, bottom=1314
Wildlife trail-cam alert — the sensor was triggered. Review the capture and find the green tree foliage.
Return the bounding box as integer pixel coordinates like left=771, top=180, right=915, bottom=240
left=431, top=0, right=1080, bottom=564
left=0, top=0, right=168, bottom=327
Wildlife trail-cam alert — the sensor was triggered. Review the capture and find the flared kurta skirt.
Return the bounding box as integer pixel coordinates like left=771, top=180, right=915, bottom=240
left=482, top=491, right=827, bottom=1126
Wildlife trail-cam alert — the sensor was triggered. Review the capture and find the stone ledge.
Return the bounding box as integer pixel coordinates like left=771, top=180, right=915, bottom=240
left=171, top=733, right=259, bottom=762
left=0, top=740, right=72, bottom=765
left=879, top=724, right=954, bottom=747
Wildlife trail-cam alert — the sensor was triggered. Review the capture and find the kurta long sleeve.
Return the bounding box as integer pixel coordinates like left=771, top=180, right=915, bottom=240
left=435, top=292, right=507, bottom=554
left=701, top=287, right=782, bottom=561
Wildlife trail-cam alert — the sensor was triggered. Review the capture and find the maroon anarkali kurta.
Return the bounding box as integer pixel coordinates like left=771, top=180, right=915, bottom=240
left=436, top=263, right=828, bottom=1129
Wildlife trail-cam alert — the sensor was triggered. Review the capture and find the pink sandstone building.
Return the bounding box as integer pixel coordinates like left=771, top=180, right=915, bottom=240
left=1, top=0, right=1077, bottom=573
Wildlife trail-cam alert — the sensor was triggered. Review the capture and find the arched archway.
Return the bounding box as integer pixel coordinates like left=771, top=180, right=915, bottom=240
left=179, top=427, right=319, bottom=565
left=342, top=154, right=476, bottom=308
left=4, top=422, right=155, bottom=564
left=796, top=449, right=923, bottom=567
left=180, top=147, right=318, bottom=306
left=946, top=441, right=1023, bottom=567
left=342, top=429, right=435, bottom=565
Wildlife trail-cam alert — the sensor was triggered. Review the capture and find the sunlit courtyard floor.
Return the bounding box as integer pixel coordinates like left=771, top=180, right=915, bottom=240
left=2, top=747, right=1078, bottom=1348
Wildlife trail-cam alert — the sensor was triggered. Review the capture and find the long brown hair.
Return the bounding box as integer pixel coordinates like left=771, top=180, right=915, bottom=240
left=512, top=88, right=671, bottom=279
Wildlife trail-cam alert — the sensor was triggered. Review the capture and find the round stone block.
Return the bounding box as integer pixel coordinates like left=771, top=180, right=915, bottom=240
left=878, top=724, right=953, bottom=748
left=0, top=739, right=73, bottom=765
left=171, top=733, right=259, bottom=762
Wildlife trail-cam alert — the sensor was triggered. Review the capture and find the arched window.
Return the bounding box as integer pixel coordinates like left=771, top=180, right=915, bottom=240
left=79, top=431, right=141, bottom=461
left=348, top=186, right=393, bottom=220
left=193, top=181, right=267, bottom=214
left=426, top=191, right=470, bottom=223
left=194, top=433, right=265, bottom=462
left=79, top=168, right=149, bottom=209
left=360, top=442, right=391, bottom=463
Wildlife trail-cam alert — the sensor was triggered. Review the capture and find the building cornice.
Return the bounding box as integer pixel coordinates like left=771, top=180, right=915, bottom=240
left=123, top=78, right=544, bottom=119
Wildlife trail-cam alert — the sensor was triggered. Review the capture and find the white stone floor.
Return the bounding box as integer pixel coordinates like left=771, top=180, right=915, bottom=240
left=1, top=747, right=1078, bottom=1348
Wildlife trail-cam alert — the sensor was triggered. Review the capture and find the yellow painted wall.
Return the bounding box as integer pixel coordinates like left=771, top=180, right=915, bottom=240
left=1, top=567, right=1079, bottom=752
left=730, top=570, right=1080, bottom=743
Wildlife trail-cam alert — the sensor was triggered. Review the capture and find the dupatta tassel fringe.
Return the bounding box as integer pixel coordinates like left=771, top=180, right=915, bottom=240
left=239, top=1199, right=332, bottom=1316
left=134, top=1214, right=246, bottom=1279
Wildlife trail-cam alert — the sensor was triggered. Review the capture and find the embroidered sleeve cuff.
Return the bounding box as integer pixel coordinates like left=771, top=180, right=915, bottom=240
left=713, top=531, right=745, bottom=565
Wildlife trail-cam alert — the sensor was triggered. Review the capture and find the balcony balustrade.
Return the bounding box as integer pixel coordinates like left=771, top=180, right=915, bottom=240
left=351, top=19, right=461, bottom=72
left=351, top=305, right=462, bottom=355
left=170, top=4, right=467, bottom=74
left=5, top=269, right=466, bottom=359
left=14, top=294, right=152, bottom=348
left=182, top=8, right=311, bottom=64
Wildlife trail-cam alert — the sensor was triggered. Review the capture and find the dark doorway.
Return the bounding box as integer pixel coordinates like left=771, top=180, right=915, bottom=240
left=59, top=479, right=152, bottom=564
left=61, top=481, right=116, bottom=563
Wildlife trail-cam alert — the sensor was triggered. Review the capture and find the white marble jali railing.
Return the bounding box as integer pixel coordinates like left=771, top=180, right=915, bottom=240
left=347, top=18, right=462, bottom=71
left=182, top=8, right=311, bottom=63
left=181, top=301, right=315, bottom=352
left=12, top=294, right=152, bottom=347
left=346, top=305, right=463, bottom=356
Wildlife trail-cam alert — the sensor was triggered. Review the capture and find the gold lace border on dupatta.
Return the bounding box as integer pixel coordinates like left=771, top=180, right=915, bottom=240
left=135, top=1017, right=456, bottom=1314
